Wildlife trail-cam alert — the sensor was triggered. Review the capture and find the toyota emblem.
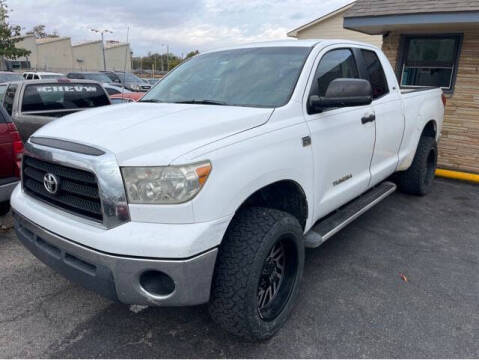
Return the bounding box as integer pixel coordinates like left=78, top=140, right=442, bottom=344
left=43, top=173, right=59, bottom=194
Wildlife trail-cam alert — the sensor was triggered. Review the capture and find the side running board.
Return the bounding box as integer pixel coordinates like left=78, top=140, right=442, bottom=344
left=304, top=181, right=397, bottom=248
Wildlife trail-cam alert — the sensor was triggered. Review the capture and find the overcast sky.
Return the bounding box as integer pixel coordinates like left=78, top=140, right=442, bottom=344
left=7, top=0, right=353, bottom=56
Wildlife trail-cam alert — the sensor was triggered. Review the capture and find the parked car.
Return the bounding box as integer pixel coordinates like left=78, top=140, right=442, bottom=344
left=66, top=72, right=126, bottom=96
left=23, top=72, right=64, bottom=80
left=101, top=71, right=151, bottom=92
left=0, top=71, right=23, bottom=84
left=0, top=106, right=23, bottom=215
left=103, top=83, right=129, bottom=96
left=143, top=78, right=160, bottom=86
left=11, top=40, right=444, bottom=340
left=0, top=79, right=111, bottom=142
left=110, top=92, right=143, bottom=104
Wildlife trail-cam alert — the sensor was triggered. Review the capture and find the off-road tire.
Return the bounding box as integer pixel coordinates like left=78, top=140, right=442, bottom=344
left=0, top=202, right=10, bottom=216
left=396, top=136, right=438, bottom=196
left=209, top=207, right=304, bottom=340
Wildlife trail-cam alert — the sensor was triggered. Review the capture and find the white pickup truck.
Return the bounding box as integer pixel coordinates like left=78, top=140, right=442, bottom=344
left=11, top=40, right=444, bottom=340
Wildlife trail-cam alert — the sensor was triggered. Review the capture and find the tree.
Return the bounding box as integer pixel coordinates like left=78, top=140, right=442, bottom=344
left=132, top=50, right=200, bottom=72
left=185, top=50, right=200, bottom=59
left=0, top=0, right=31, bottom=61
left=26, top=24, right=59, bottom=39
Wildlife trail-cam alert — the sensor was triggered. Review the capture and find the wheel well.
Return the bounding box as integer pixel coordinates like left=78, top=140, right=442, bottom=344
left=236, top=180, right=308, bottom=230
left=422, top=120, right=437, bottom=139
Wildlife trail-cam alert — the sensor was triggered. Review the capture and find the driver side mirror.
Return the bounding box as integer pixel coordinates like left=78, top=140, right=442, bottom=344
left=309, top=78, right=373, bottom=113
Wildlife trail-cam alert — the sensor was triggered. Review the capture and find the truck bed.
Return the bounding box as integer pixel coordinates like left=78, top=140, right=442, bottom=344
left=400, top=86, right=439, bottom=95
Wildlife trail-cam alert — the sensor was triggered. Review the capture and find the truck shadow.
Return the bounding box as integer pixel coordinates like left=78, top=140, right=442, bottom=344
left=45, top=245, right=344, bottom=358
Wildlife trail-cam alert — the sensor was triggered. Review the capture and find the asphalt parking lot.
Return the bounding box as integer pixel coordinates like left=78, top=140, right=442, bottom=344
left=0, top=178, right=478, bottom=358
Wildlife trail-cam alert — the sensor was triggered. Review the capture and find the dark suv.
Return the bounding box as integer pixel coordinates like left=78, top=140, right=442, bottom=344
left=101, top=71, right=151, bottom=92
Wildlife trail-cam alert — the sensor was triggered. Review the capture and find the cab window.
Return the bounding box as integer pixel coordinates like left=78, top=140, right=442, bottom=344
left=3, top=84, right=18, bottom=116
left=310, top=48, right=359, bottom=98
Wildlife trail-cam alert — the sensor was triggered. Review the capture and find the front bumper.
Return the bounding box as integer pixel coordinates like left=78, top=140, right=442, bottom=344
left=13, top=211, right=218, bottom=306
left=0, top=178, right=19, bottom=202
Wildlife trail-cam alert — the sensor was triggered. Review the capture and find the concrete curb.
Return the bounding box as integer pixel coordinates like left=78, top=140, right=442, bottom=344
left=436, top=169, right=479, bottom=184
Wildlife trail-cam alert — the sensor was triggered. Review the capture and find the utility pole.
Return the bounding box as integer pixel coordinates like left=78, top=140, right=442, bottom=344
left=90, top=28, right=113, bottom=71
left=166, top=44, right=169, bottom=71
left=162, top=43, right=169, bottom=72
left=166, top=45, right=170, bottom=72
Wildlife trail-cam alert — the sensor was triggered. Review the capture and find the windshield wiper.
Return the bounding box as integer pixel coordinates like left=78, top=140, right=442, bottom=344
left=140, top=99, right=163, bottom=103
left=173, top=99, right=227, bottom=106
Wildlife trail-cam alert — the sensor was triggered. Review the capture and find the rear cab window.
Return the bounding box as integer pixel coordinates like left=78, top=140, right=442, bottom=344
left=21, top=83, right=110, bottom=116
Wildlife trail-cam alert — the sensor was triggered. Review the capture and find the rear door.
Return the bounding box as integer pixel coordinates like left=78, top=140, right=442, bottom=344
left=304, top=46, right=376, bottom=219
left=358, top=48, right=404, bottom=186
left=0, top=107, right=14, bottom=179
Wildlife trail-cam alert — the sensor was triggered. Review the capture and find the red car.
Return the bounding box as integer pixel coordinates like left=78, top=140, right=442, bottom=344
left=0, top=106, right=23, bottom=215
left=110, top=92, right=144, bottom=104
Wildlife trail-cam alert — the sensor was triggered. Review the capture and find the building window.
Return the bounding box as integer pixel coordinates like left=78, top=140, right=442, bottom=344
left=5, top=60, right=31, bottom=70
left=399, top=34, right=462, bottom=92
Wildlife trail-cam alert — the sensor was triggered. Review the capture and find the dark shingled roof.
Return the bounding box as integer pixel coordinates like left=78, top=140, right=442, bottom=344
left=345, top=0, right=479, bottom=18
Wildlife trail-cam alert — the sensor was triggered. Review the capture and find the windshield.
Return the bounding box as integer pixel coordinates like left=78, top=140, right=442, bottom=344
left=82, top=73, right=113, bottom=83
left=116, top=72, right=146, bottom=84
left=141, top=47, right=311, bottom=108
left=0, top=73, right=23, bottom=83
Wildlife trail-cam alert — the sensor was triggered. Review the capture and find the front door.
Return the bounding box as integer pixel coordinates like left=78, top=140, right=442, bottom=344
left=304, top=47, right=376, bottom=221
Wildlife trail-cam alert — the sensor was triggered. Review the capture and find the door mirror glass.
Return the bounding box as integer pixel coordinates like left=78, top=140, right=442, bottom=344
left=309, top=78, right=372, bottom=111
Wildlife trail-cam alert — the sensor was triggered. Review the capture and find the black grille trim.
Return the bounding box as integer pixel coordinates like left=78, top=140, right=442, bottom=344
left=22, top=156, right=103, bottom=222
left=30, top=137, right=105, bottom=156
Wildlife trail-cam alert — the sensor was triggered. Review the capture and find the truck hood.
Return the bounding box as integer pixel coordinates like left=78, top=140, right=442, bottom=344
left=33, top=102, right=274, bottom=165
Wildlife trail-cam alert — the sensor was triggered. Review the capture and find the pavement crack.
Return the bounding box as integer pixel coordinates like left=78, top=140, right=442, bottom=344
left=0, top=286, right=70, bottom=325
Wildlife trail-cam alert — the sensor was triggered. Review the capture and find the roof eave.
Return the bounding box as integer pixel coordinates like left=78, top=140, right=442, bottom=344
left=344, top=11, right=479, bottom=35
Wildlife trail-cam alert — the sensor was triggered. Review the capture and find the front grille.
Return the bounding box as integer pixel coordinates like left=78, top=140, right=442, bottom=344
left=22, top=156, right=103, bottom=222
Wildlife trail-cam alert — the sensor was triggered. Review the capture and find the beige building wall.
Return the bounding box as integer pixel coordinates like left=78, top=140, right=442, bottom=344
left=13, top=36, right=132, bottom=73
left=105, top=44, right=131, bottom=71
left=382, top=30, right=479, bottom=174
left=14, top=34, right=38, bottom=68
left=293, top=10, right=383, bottom=47
left=72, top=41, right=103, bottom=71
left=36, top=37, right=74, bottom=72
left=288, top=4, right=383, bottom=48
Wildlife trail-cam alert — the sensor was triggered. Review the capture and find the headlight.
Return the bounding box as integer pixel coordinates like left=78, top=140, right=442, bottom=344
left=121, top=162, right=211, bottom=204
left=131, top=84, right=140, bottom=91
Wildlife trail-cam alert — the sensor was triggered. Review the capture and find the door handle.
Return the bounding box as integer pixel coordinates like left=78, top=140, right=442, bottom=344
left=361, top=114, right=376, bottom=124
